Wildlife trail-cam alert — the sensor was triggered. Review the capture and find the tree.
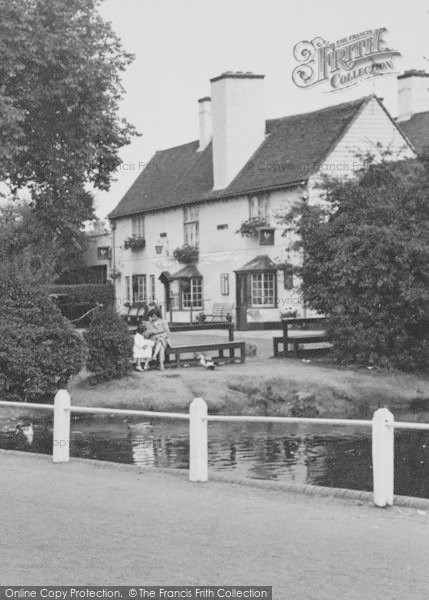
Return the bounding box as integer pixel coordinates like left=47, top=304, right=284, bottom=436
left=281, top=157, right=429, bottom=370
left=0, top=255, right=86, bottom=402
left=0, top=0, right=137, bottom=275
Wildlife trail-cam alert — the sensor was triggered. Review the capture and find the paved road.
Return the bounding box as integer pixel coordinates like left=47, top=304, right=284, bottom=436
left=1, top=451, right=428, bottom=599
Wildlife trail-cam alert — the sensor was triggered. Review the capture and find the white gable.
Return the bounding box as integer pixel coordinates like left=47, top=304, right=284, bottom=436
left=308, top=96, right=415, bottom=198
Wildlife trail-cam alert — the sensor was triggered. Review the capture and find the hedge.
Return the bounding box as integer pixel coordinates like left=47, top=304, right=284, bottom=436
left=46, top=283, right=115, bottom=307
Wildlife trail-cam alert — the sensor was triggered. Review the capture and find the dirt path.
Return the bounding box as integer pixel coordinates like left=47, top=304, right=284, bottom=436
left=1, top=451, right=428, bottom=599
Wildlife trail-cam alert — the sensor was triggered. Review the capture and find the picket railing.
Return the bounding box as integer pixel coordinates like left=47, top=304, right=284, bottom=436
left=1, top=391, right=428, bottom=508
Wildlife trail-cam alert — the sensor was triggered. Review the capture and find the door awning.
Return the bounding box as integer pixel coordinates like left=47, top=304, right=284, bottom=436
left=235, top=255, right=277, bottom=273
left=168, top=263, right=202, bottom=279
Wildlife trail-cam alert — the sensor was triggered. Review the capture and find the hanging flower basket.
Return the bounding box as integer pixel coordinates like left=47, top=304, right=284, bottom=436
left=173, top=244, right=199, bottom=263
left=124, top=236, right=146, bottom=250
left=236, top=217, right=268, bottom=237
left=109, top=270, right=121, bottom=280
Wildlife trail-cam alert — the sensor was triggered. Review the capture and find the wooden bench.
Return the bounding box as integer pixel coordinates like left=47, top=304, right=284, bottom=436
left=273, top=317, right=331, bottom=357
left=205, top=303, right=234, bottom=322
left=165, top=341, right=245, bottom=368
left=169, top=322, right=234, bottom=341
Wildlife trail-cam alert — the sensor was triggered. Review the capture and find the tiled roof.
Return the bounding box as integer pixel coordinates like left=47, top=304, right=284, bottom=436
left=109, top=96, right=375, bottom=219
left=398, top=112, right=429, bottom=155
left=236, top=255, right=277, bottom=272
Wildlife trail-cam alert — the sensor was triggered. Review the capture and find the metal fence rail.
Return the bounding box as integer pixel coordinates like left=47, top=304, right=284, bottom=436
left=1, top=392, right=428, bottom=509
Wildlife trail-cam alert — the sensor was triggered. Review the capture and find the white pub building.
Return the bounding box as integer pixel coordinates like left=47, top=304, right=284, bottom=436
left=108, top=70, right=418, bottom=329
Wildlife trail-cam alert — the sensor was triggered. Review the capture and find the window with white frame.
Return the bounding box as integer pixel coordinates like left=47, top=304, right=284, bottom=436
left=170, top=277, right=203, bottom=310
left=184, top=205, right=199, bottom=247
left=249, top=195, right=269, bottom=222
left=251, top=272, right=275, bottom=306
left=220, top=273, right=230, bottom=296
left=182, top=278, right=203, bottom=309
left=132, top=214, right=145, bottom=237
left=132, top=274, right=147, bottom=303
left=125, top=276, right=131, bottom=304
left=170, top=280, right=180, bottom=309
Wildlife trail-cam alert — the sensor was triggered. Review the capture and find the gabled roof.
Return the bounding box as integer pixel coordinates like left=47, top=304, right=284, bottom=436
left=168, top=263, right=202, bottom=279
left=109, top=96, right=388, bottom=219
left=398, top=112, right=429, bottom=155
left=235, top=255, right=277, bottom=272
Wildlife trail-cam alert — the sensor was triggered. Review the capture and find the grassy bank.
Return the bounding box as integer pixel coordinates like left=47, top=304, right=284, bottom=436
left=69, top=357, right=429, bottom=420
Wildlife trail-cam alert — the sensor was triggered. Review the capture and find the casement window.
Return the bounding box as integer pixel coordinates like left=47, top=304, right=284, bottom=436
left=132, top=214, right=145, bottom=237
left=170, top=277, right=203, bottom=310
left=132, top=274, right=147, bottom=303
left=184, top=205, right=199, bottom=247
left=250, top=272, right=276, bottom=307
left=125, top=276, right=131, bottom=304
left=182, top=278, right=203, bottom=309
left=220, top=273, right=230, bottom=296
left=249, top=195, right=269, bottom=222
left=150, top=274, right=156, bottom=302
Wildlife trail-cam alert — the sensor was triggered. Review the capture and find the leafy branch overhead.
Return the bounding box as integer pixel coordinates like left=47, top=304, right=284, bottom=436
left=0, top=0, right=139, bottom=279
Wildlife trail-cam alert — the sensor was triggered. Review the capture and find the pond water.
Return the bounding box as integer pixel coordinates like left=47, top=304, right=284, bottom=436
left=0, top=408, right=428, bottom=499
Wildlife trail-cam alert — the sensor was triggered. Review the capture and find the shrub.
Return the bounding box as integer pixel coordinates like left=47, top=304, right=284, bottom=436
left=280, top=156, right=429, bottom=370
left=0, top=261, right=86, bottom=402
left=84, top=308, right=133, bottom=381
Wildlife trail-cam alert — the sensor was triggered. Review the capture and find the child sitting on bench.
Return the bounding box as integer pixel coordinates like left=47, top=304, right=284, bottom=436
left=133, top=324, right=155, bottom=371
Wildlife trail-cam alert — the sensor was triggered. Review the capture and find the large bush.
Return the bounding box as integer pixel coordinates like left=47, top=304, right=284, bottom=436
left=46, top=283, right=115, bottom=307
left=281, top=157, right=429, bottom=371
left=0, top=260, right=86, bottom=402
left=84, top=308, right=133, bottom=381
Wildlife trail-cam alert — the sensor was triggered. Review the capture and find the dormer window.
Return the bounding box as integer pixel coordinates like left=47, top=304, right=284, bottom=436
left=249, top=194, right=269, bottom=222
left=132, top=214, right=145, bottom=237
left=184, top=205, right=199, bottom=247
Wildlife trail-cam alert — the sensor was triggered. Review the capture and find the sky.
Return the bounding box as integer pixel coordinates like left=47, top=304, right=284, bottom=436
left=94, top=0, right=429, bottom=218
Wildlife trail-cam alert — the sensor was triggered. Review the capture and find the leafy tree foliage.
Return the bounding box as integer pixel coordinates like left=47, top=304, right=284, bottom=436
left=282, top=157, right=429, bottom=370
left=0, top=0, right=137, bottom=276
left=84, top=308, right=133, bottom=382
left=0, top=256, right=86, bottom=402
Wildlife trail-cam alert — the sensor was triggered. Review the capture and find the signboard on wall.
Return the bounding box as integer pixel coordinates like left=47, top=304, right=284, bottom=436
left=259, top=229, right=275, bottom=245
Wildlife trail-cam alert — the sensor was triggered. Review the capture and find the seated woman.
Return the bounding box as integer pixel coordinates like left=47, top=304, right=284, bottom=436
left=146, top=308, right=171, bottom=371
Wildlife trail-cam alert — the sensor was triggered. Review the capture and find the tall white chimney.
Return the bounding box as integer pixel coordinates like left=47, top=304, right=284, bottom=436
left=210, top=71, right=265, bottom=189
left=198, top=96, right=212, bottom=151
left=397, top=70, right=429, bottom=122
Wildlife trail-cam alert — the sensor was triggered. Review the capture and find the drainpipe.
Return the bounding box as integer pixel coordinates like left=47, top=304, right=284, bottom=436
left=110, top=220, right=117, bottom=308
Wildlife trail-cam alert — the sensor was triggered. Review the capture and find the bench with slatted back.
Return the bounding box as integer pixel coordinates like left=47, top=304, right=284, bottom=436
left=205, top=303, right=234, bottom=322
left=273, top=317, right=332, bottom=357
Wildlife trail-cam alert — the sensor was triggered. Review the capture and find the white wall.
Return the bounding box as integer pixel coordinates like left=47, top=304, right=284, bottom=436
left=308, top=96, right=415, bottom=201
left=112, top=186, right=305, bottom=321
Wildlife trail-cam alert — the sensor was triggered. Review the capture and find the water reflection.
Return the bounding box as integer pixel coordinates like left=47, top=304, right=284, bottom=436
left=0, top=408, right=428, bottom=499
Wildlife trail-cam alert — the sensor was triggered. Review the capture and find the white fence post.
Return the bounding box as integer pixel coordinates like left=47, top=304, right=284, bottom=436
left=189, top=397, right=208, bottom=482
left=53, top=389, right=71, bottom=463
left=372, top=408, right=394, bottom=507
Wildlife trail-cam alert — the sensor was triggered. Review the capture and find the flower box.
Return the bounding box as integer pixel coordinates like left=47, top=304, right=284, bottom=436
left=124, top=236, right=146, bottom=250
left=173, top=244, right=199, bottom=263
